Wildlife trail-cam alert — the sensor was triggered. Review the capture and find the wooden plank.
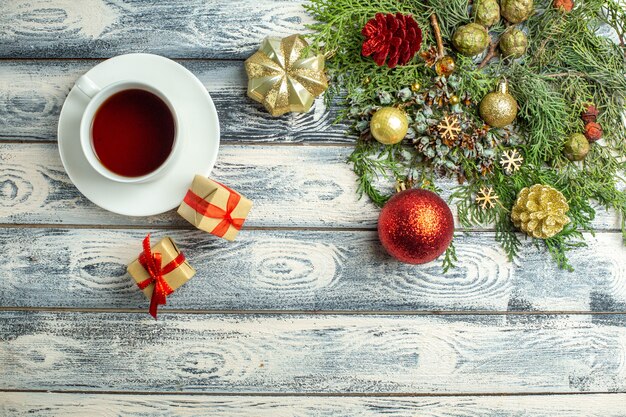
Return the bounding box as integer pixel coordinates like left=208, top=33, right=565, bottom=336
left=0, top=143, right=373, bottom=227
left=0, top=143, right=621, bottom=230
left=4, top=392, right=626, bottom=416
left=0, top=0, right=312, bottom=59
left=1, top=228, right=625, bottom=312
left=1, top=312, right=626, bottom=393
left=0, top=60, right=351, bottom=143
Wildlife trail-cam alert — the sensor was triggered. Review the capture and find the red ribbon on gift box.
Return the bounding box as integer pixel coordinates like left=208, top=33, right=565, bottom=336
left=183, top=182, right=245, bottom=238
left=136, top=234, right=186, bottom=319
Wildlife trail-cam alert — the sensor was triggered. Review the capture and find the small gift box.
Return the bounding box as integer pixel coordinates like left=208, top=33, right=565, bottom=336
left=127, top=234, right=196, bottom=319
left=177, top=175, right=253, bottom=241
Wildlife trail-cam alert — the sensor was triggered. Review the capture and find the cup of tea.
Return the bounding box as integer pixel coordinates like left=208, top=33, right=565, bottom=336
left=76, top=75, right=181, bottom=183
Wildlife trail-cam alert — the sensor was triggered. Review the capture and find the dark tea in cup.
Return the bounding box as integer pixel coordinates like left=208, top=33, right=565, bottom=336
left=91, top=89, right=175, bottom=177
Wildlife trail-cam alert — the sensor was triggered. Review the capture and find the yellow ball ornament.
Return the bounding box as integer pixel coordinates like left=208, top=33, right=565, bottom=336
left=410, top=81, right=421, bottom=92
left=370, top=107, right=409, bottom=145
left=479, top=80, right=518, bottom=128
left=435, top=56, right=456, bottom=76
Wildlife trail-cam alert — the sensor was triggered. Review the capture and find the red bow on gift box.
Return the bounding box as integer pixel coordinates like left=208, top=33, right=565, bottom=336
left=183, top=182, right=245, bottom=238
left=136, top=234, right=186, bottom=319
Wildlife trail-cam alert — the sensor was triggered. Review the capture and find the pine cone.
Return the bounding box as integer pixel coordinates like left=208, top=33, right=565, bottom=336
left=511, top=184, right=570, bottom=239
left=553, top=0, right=574, bottom=12
left=584, top=122, right=603, bottom=142
left=362, top=13, right=423, bottom=68
left=581, top=104, right=599, bottom=123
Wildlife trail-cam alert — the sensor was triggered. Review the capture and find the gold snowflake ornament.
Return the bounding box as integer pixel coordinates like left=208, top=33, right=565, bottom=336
left=500, top=149, right=524, bottom=174
left=437, top=114, right=461, bottom=145
left=476, top=186, right=499, bottom=209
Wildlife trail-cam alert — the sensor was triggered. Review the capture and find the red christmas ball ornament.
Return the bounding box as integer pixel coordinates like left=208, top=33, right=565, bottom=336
left=361, top=13, right=423, bottom=68
left=378, top=189, right=454, bottom=264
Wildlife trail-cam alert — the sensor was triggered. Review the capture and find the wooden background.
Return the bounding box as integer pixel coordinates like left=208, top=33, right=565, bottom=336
left=1, top=0, right=626, bottom=415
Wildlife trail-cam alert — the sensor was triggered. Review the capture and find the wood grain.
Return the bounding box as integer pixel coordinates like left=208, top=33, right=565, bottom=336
left=2, top=312, right=626, bottom=393
left=0, top=0, right=312, bottom=59
left=4, top=392, right=626, bottom=416
left=0, top=60, right=351, bottom=143
left=0, top=143, right=622, bottom=230
left=1, top=228, right=625, bottom=312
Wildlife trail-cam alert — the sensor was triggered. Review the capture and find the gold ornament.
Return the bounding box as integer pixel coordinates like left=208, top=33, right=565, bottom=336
left=245, top=34, right=328, bottom=117
left=435, top=56, right=456, bottom=76
left=437, top=114, right=461, bottom=145
left=500, top=149, right=523, bottom=174
left=411, top=81, right=421, bottom=92
left=476, top=186, right=499, bottom=209
left=370, top=107, right=409, bottom=145
left=363, top=76, right=371, bottom=85
left=511, top=184, right=570, bottom=239
left=449, top=95, right=460, bottom=105
left=479, top=80, right=518, bottom=128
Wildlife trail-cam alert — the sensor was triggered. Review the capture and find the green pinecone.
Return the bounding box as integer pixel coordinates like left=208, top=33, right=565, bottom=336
left=452, top=23, right=490, bottom=56
left=474, top=0, right=501, bottom=27
left=501, top=0, right=534, bottom=23
left=499, top=28, right=528, bottom=58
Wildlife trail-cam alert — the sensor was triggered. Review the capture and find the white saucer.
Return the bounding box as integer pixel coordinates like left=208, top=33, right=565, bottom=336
left=58, top=53, right=220, bottom=216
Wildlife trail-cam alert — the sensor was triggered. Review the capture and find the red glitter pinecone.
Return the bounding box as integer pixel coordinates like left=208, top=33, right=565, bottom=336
left=362, top=13, right=423, bottom=68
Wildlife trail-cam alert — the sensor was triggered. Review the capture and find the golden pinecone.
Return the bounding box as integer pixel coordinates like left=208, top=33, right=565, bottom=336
left=511, top=184, right=570, bottom=239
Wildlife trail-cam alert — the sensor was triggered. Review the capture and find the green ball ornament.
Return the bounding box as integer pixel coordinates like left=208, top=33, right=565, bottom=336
left=499, top=28, right=528, bottom=58
left=452, top=23, right=491, bottom=56
left=474, top=0, right=501, bottom=27
left=479, top=80, right=518, bottom=128
left=501, top=0, right=534, bottom=23
left=564, top=133, right=590, bottom=161
left=370, top=107, right=409, bottom=145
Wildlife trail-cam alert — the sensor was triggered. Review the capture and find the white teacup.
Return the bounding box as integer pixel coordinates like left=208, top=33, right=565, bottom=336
left=75, top=75, right=181, bottom=183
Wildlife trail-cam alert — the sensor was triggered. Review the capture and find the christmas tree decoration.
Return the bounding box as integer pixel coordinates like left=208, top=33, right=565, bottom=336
left=420, top=45, right=440, bottom=67
left=511, top=184, right=570, bottom=239
left=378, top=188, right=454, bottom=264
left=563, top=133, right=590, bottom=161
left=479, top=80, right=518, bottom=128
left=127, top=234, right=196, bottom=319
left=178, top=176, right=253, bottom=241
left=370, top=107, right=409, bottom=145
left=476, top=186, right=500, bottom=209
left=474, top=0, right=501, bottom=27
left=434, top=55, right=456, bottom=76
left=499, top=28, right=528, bottom=58
left=501, top=0, right=534, bottom=23
left=437, top=114, right=462, bottom=145
left=452, top=23, right=491, bottom=56
left=307, top=0, right=626, bottom=270
left=584, top=122, right=603, bottom=142
left=581, top=104, right=599, bottom=123
left=500, top=149, right=524, bottom=174
left=410, top=81, right=421, bottom=92
left=361, top=13, right=423, bottom=68
left=554, top=0, right=574, bottom=12
left=245, top=34, right=328, bottom=117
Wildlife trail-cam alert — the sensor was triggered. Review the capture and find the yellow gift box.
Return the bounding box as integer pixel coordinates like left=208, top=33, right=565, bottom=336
left=177, top=176, right=253, bottom=241
left=127, top=235, right=196, bottom=318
